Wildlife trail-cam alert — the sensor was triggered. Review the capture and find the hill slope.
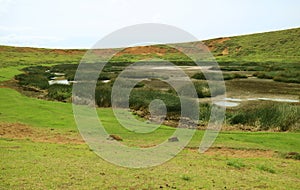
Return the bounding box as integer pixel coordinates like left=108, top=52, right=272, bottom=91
left=205, top=27, right=300, bottom=63
left=0, top=27, right=300, bottom=67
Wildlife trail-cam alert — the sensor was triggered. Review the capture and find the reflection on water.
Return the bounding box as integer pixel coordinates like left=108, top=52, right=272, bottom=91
left=224, top=98, right=243, bottom=102
left=48, top=80, right=70, bottom=85
left=48, top=72, right=70, bottom=85
left=214, top=97, right=299, bottom=107
left=257, top=98, right=299, bottom=103
left=101, top=80, right=111, bottom=83
left=214, top=101, right=240, bottom=107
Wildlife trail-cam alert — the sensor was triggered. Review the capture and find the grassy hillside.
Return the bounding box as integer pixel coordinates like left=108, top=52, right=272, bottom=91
left=206, top=27, right=300, bottom=63
left=1, top=28, right=299, bottom=84
left=0, top=46, right=85, bottom=67
left=1, top=27, right=299, bottom=67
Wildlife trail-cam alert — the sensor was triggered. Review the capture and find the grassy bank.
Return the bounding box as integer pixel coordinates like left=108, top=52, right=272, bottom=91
left=1, top=87, right=300, bottom=152
left=1, top=138, right=300, bottom=189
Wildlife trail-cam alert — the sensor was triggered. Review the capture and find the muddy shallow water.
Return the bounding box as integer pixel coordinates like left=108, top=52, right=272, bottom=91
left=214, top=97, right=299, bottom=107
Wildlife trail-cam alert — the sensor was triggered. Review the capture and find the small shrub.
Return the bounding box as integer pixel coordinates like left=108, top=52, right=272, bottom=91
left=98, top=75, right=110, bottom=80
left=233, top=73, right=248, bottom=79
left=283, top=152, right=300, bottom=160
left=180, top=175, right=191, bottom=181
left=230, top=113, right=247, bottom=125
left=253, top=72, right=273, bottom=79
left=257, top=164, right=276, bottom=174
left=193, top=82, right=211, bottom=98
left=108, top=134, right=123, bottom=141
left=227, top=159, right=246, bottom=169
left=199, top=103, right=211, bottom=124
left=192, top=72, right=206, bottom=80
left=134, top=82, right=145, bottom=88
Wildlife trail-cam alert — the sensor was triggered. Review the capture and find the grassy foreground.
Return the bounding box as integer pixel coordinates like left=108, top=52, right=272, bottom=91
left=1, top=87, right=300, bottom=189
left=2, top=139, right=299, bottom=189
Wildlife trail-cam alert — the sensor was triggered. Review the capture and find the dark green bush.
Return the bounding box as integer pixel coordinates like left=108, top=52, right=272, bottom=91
left=15, top=66, right=51, bottom=89
left=283, top=152, right=300, bottom=160
left=229, top=102, right=300, bottom=131
left=253, top=72, right=273, bottom=79
left=95, top=84, right=112, bottom=107
left=230, top=113, right=248, bottom=125
left=179, top=81, right=225, bottom=98
left=98, top=74, right=111, bottom=80
left=15, top=73, right=49, bottom=89
left=193, top=72, right=247, bottom=81
left=129, top=89, right=181, bottom=113
left=192, top=72, right=206, bottom=80
left=47, top=84, right=72, bottom=101
left=223, top=73, right=248, bottom=80
left=199, top=103, right=212, bottom=123
left=134, top=82, right=145, bottom=88
left=220, top=67, right=241, bottom=71
left=273, top=71, right=300, bottom=83
left=193, top=82, right=211, bottom=98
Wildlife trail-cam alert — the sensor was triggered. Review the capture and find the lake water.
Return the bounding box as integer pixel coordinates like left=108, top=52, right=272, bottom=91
left=214, top=97, right=299, bottom=107
left=48, top=79, right=70, bottom=85
left=214, top=101, right=240, bottom=107
left=101, top=80, right=111, bottom=83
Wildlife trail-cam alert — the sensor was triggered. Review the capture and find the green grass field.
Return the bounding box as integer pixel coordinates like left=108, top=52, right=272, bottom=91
left=1, top=87, right=299, bottom=152
left=1, top=28, right=300, bottom=189
left=2, top=139, right=299, bottom=189
left=1, top=86, right=300, bottom=189
left=0, top=66, right=25, bottom=82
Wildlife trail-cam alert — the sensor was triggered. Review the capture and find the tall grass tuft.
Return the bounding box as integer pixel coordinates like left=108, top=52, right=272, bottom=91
left=230, top=102, right=300, bottom=131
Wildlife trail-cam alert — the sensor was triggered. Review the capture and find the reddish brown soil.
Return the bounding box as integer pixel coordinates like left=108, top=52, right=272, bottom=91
left=0, top=123, right=84, bottom=144
left=205, top=37, right=230, bottom=52
left=1, top=37, right=231, bottom=60
left=115, top=46, right=177, bottom=56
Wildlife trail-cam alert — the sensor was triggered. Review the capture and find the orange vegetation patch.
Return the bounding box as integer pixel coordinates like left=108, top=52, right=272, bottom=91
left=222, top=47, right=229, bottom=55
left=213, top=37, right=230, bottom=44
left=0, top=123, right=84, bottom=144
left=115, top=45, right=178, bottom=56
left=188, top=147, right=275, bottom=158
left=205, top=37, right=230, bottom=51
left=47, top=49, right=85, bottom=55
